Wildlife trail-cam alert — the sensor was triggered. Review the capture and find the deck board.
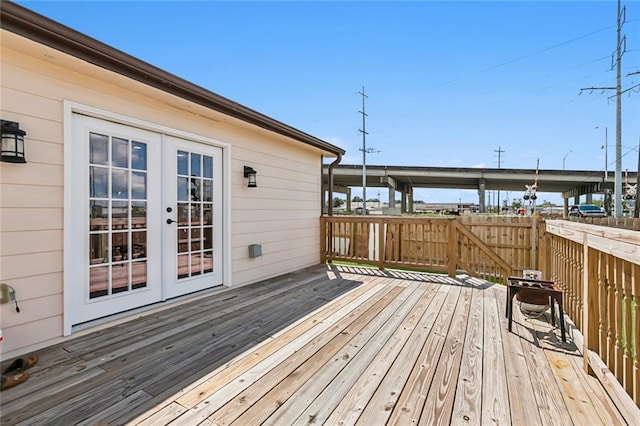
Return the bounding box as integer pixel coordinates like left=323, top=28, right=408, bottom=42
left=0, top=264, right=636, bottom=426
left=493, top=282, right=544, bottom=425
left=450, top=285, right=484, bottom=425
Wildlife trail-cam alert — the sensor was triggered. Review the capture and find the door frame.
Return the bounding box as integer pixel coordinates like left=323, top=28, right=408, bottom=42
left=63, top=101, right=232, bottom=336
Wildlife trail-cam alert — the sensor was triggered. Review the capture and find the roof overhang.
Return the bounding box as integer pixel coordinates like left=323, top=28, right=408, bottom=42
left=0, top=1, right=345, bottom=157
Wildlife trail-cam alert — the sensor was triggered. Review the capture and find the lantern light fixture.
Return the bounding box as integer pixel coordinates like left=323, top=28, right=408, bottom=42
left=1, top=120, right=27, bottom=163
left=244, top=166, right=257, bottom=188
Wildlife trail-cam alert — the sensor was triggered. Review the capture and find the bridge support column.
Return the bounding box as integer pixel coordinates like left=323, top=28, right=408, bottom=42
left=586, top=193, right=593, bottom=204
left=388, top=188, right=395, bottom=209
left=574, top=195, right=580, bottom=205
left=401, top=190, right=408, bottom=213
left=407, top=187, right=414, bottom=213
left=478, top=179, right=486, bottom=213
left=563, top=197, right=569, bottom=217
left=346, top=187, right=352, bottom=212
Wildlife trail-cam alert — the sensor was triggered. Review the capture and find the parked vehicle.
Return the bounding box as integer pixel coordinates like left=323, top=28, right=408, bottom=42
left=569, top=204, right=606, bottom=218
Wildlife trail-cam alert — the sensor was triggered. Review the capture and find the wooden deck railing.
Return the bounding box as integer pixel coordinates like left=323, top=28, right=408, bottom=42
left=320, top=216, right=517, bottom=283
left=541, top=220, right=640, bottom=409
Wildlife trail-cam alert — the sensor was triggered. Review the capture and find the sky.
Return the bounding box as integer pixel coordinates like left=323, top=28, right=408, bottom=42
left=15, top=0, right=640, bottom=206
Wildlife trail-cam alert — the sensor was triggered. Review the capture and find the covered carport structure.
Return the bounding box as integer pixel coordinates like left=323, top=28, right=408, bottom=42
left=323, top=165, right=628, bottom=215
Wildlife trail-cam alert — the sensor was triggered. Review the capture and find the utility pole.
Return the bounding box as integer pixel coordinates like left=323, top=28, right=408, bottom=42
left=580, top=0, right=632, bottom=218
left=635, top=135, right=640, bottom=218
left=495, top=146, right=505, bottom=214
left=614, top=0, right=623, bottom=218
left=358, top=87, right=371, bottom=215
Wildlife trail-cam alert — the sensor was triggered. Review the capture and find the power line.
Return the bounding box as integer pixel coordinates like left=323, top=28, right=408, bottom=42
left=426, top=23, right=617, bottom=91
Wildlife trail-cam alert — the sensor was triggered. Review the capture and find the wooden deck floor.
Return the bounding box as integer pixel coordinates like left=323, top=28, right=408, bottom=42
left=1, top=264, right=636, bottom=425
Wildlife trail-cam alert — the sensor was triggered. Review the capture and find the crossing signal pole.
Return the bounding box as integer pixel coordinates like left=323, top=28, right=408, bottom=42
left=494, top=146, right=505, bottom=213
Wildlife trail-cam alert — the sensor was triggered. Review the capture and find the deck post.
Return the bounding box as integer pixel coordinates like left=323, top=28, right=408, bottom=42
left=378, top=219, right=385, bottom=269
left=537, top=221, right=548, bottom=279
left=583, top=233, right=597, bottom=375
left=448, top=219, right=457, bottom=277
left=320, top=216, right=328, bottom=264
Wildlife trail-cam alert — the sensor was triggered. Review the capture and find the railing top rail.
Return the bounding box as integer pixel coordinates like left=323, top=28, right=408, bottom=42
left=546, top=219, right=640, bottom=245
left=546, top=219, right=640, bottom=265
left=321, top=215, right=456, bottom=223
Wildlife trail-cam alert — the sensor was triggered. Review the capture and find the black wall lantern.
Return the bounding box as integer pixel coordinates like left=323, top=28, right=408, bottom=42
left=244, top=166, right=257, bottom=188
left=1, top=120, right=27, bottom=163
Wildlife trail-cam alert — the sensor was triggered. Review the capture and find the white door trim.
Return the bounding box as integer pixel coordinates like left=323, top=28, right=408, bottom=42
left=63, top=101, right=233, bottom=336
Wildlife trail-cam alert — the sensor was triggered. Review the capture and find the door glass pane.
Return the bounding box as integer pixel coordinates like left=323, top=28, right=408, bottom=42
left=177, top=150, right=188, bottom=175
left=190, top=178, right=201, bottom=201
left=112, top=201, right=129, bottom=230
left=131, top=171, right=147, bottom=200
left=190, top=204, right=201, bottom=226
left=132, top=231, right=147, bottom=259
left=112, top=232, right=128, bottom=261
left=203, top=156, right=213, bottom=178
left=132, top=261, right=147, bottom=289
left=191, top=253, right=202, bottom=276
left=112, top=170, right=128, bottom=199
left=90, top=133, right=108, bottom=165
left=203, top=181, right=213, bottom=202
left=131, top=142, right=147, bottom=170
left=90, top=167, right=108, bottom=198
left=191, top=153, right=201, bottom=177
left=89, top=266, right=108, bottom=299
left=178, top=203, right=189, bottom=226
left=112, top=137, right=129, bottom=168
left=177, top=228, right=188, bottom=253
left=90, top=233, right=109, bottom=264
left=203, top=204, right=213, bottom=225
left=191, top=228, right=201, bottom=251
left=88, top=134, right=148, bottom=299
left=177, top=177, right=189, bottom=201
left=203, top=227, right=212, bottom=249
left=90, top=200, right=109, bottom=231
left=177, top=254, right=189, bottom=279
left=132, top=201, right=147, bottom=229
left=112, top=263, right=130, bottom=293
left=203, top=251, right=213, bottom=273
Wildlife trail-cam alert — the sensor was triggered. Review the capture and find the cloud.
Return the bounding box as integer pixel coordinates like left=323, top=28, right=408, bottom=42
left=471, top=163, right=486, bottom=168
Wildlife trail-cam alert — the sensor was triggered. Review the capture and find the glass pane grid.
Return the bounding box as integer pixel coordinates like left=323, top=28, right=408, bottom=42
left=89, top=133, right=148, bottom=299
left=176, top=151, right=215, bottom=280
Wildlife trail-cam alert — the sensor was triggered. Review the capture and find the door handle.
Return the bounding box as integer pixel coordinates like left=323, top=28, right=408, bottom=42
left=166, top=218, right=177, bottom=224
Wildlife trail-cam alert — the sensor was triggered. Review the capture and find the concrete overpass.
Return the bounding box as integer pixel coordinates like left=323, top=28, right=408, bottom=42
left=323, top=165, right=635, bottom=214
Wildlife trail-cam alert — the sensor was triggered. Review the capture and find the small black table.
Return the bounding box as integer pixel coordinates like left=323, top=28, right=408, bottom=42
left=505, top=276, right=566, bottom=342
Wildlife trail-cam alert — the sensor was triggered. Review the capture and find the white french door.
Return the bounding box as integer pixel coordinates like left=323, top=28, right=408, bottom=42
left=163, top=136, right=223, bottom=298
left=69, top=114, right=223, bottom=326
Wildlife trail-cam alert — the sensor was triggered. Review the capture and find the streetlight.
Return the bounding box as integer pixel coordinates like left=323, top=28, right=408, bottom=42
left=562, top=150, right=572, bottom=170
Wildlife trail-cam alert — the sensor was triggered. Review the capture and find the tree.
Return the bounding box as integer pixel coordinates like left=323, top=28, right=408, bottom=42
left=511, top=198, right=523, bottom=209
left=333, top=197, right=345, bottom=208
left=367, top=198, right=379, bottom=202
left=352, top=196, right=363, bottom=202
